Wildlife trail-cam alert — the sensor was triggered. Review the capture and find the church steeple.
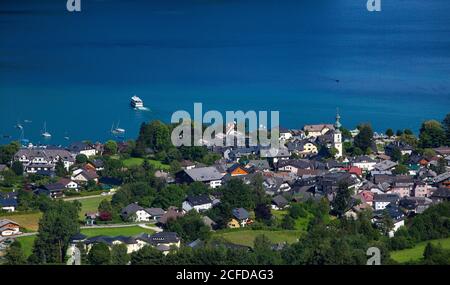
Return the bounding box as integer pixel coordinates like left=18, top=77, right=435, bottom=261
left=335, top=108, right=342, bottom=129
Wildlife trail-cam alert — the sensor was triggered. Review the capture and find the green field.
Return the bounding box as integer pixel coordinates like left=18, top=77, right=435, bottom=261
left=390, top=237, right=450, bottom=263
left=121, top=157, right=170, bottom=170
left=213, top=229, right=303, bottom=248
left=0, top=212, right=42, bottom=231
left=77, top=196, right=112, bottom=220
left=80, top=226, right=155, bottom=237
left=16, top=235, right=36, bottom=257
left=272, top=210, right=312, bottom=231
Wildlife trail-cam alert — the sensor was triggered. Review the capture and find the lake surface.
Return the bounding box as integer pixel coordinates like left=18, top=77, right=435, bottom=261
left=1, top=0, right=450, bottom=145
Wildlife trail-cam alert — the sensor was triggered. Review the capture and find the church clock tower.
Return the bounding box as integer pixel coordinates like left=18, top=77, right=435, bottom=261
left=333, top=109, right=343, bottom=158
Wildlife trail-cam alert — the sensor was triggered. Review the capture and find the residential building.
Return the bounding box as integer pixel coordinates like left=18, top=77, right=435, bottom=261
left=271, top=195, right=289, bottom=210
left=176, top=166, right=225, bottom=188
left=0, top=219, right=20, bottom=236
left=68, top=142, right=97, bottom=158
left=14, top=147, right=75, bottom=173
left=373, top=193, right=400, bottom=210
left=182, top=195, right=213, bottom=213
left=231, top=208, right=250, bottom=227
left=121, top=203, right=151, bottom=222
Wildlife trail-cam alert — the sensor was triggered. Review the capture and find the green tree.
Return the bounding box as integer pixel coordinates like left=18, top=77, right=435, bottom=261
left=88, top=243, right=111, bottom=265
left=379, top=210, right=394, bottom=236
left=389, top=147, right=402, bottom=162
left=104, top=140, right=118, bottom=155
left=393, top=164, right=409, bottom=175
left=385, top=128, right=394, bottom=138
left=0, top=141, right=20, bottom=164
left=29, top=200, right=80, bottom=264
left=254, top=203, right=272, bottom=224
left=130, top=246, right=165, bottom=265
left=3, top=240, right=26, bottom=265
left=281, top=215, right=295, bottom=230
left=135, top=120, right=171, bottom=155
left=419, top=120, right=446, bottom=148
left=166, top=210, right=210, bottom=242
left=111, top=244, right=130, bottom=265
left=152, top=184, right=185, bottom=209
left=55, top=158, right=67, bottom=177
left=331, top=182, right=352, bottom=217
left=354, top=124, right=374, bottom=153
left=11, top=161, right=23, bottom=176
left=443, top=113, right=450, bottom=145
left=253, top=235, right=281, bottom=265
left=75, top=154, right=88, bottom=164
left=98, top=199, right=113, bottom=213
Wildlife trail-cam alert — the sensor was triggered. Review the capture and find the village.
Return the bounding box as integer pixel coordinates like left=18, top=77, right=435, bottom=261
left=0, top=112, right=449, bottom=265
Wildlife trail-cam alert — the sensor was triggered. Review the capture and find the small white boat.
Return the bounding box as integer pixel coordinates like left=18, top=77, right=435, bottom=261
left=41, top=122, right=52, bottom=138
left=111, top=121, right=126, bottom=135
left=130, top=95, right=144, bottom=109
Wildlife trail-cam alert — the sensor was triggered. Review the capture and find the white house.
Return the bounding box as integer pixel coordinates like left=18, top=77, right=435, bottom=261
left=180, top=167, right=225, bottom=189
left=352, top=156, right=377, bottom=171
left=182, top=195, right=213, bottom=213
left=303, top=124, right=335, bottom=138
left=68, top=142, right=97, bottom=158
left=0, top=219, right=20, bottom=236
left=121, top=203, right=152, bottom=222
left=373, top=194, right=400, bottom=210
left=58, top=178, right=79, bottom=190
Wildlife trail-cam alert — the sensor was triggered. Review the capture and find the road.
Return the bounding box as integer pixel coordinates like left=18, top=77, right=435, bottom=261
left=62, top=192, right=116, bottom=201
left=81, top=223, right=162, bottom=232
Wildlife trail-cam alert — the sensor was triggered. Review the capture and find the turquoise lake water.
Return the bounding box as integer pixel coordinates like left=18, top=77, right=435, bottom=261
left=0, top=0, right=449, bottom=145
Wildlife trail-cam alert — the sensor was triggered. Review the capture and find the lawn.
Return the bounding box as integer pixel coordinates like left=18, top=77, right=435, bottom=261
left=390, top=237, right=450, bottom=263
left=77, top=195, right=112, bottom=220
left=213, top=229, right=303, bottom=248
left=80, top=226, right=155, bottom=237
left=121, top=157, right=170, bottom=170
left=0, top=212, right=42, bottom=231
left=16, top=235, right=36, bottom=257
left=272, top=210, right=312, bottom=232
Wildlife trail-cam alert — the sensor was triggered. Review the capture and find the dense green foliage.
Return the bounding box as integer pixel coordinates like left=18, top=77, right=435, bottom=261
left=28, top=200, right=80, bottom=264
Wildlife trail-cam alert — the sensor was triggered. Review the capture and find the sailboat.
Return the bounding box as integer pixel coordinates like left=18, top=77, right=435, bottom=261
left=111, top=121, right=125, bottom=135
left=15, top=120, right=23, bottom=130
left=41, top=122, right=52, bottom=138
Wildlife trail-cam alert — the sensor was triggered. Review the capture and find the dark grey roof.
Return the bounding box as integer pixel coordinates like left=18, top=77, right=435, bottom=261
left=277, top=159, right=311, bottom=169
left=121, top=203, right=144, bottom=218
left=433, top=172, right=450, bottom=184
left=145, top=207, right=165, bottom=216
left=272, top=195, right=289, bottom=208
left=184, top=167, right=225, bottom=182
left=373, top=160, right=398, bottom=171
left=246, top=160, right=270, bottom=170
left=68, top=142, right=93, bottom=152
left=431, top=188, right=450, bottom=199
left=373, top=193, right=400, bottom=203
left=186, top=195, right=212, bottom=206
left=232, top=208, right=249, bottom=220
left=0, top=164, right=7, bottom=172
left=150, top=232, right=180, bottom=244
left=43, top=183, right=65, bottom=191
